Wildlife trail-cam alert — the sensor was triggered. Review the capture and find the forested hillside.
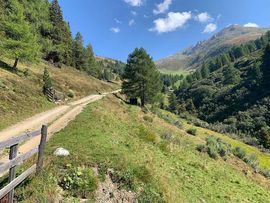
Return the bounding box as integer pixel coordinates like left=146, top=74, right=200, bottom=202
left=0, top=0, right=124, bottom=80
left=0, top=0, right=122, bottom=130
left=168, top=31, right=270, bottom=149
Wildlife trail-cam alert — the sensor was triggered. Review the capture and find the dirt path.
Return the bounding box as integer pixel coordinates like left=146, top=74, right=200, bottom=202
left=0, top=90, right=120, bottom=165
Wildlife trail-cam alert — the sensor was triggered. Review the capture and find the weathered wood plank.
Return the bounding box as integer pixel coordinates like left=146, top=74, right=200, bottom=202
left=0, top=147, right=39, bottom=174
left=8, top=144, right=18, bottom=203
left=0, top=165, right=36, bottom=199
left=0, top=130, right=41, bottom=150
left=36, top=125, right=47, bottom=174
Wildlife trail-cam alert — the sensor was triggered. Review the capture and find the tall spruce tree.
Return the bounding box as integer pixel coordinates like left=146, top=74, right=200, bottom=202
left=122, top=48, right=162, bottom=107
left=1, top=0, right=39, bottom=69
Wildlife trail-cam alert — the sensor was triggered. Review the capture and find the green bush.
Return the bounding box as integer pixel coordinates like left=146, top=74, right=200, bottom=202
left=59, top=164, right=98, bottom=198
left=197, top=137, right=232, bottom=159
left=67, top=89, right=75, bottom=98
left=186, top=128, right=197, bottom=136
left=243, top=154, right=258, bottom=168
left=233, top=147, right=247, bottom=159
left=138, top=126, right=159, bottom=143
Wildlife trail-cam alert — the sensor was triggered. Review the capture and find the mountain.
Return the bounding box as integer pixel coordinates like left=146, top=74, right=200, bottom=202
left=157, top=25, right=268, bottom=72
left=170, top=30, right=270, bottom=149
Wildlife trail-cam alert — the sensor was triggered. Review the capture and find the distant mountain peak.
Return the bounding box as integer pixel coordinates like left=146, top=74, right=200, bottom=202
left=157, top=25, right=268, bottom=72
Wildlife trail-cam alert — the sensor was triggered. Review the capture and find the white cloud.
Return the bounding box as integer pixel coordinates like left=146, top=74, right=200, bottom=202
left=110, top=27, right=120, bottom=33
left=129, top=19, right=135, bottom=26
left=114, top=18, right=122, bottom=24
left=244, top=23, right=259, bottom=28
left=203, top=23, right=217, bottom=33
left=124, top=0, right=143, bottom=7
left=153, top=0, right=172, bottom=15
left=195, top=12, right=213, bottom=23
left=131, top=10, right=137, bottom=16
left=150, top=12, right=192, bottom=33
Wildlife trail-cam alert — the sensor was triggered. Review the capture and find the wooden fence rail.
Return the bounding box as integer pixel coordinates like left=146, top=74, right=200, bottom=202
left=0, top=125, right=48, bottom=203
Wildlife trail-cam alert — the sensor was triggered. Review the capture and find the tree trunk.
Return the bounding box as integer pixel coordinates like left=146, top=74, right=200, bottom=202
left=13, top=58, right=19, bottom=70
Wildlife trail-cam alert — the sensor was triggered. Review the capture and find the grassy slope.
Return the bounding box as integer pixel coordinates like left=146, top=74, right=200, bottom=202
left=0, top=59, right=118, bottom=130
left=159, top=68, right=192, bottom=76
left=17, top=95, right=270, bottom=203
left=158, top=110, right=270, bottom=171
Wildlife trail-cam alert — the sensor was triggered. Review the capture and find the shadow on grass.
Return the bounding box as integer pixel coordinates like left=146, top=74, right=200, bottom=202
left=0, top=60, right=24, bottom=76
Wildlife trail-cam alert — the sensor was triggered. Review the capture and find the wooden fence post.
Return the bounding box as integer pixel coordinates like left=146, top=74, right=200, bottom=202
left=8, top=144, right=18, bottom=203
left=36, top=125, right=47, bottom=174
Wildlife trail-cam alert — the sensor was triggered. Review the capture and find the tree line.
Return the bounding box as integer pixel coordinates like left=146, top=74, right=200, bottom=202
left=0, top=0, right=124, bottom=80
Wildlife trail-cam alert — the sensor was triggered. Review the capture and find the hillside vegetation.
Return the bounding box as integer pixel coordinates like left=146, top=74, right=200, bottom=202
left=0, top=59, right=117, bottom=130
left=167, top=30, right=270, bottom=150
left=15, top=95, right=270, bottom=202
left=157, top=25, right=268, bottom=71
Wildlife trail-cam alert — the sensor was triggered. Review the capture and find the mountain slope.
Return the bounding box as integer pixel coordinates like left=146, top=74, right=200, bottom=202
left=0, top=59, right=118, bottom=130
left=157, top=25, right=268, bottom=72
left=173, top=30, right=270, bottom=149
left=15, top=95, right=270, bottom=202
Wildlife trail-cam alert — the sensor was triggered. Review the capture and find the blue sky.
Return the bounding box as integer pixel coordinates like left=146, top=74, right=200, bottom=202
left=58, top=0, right=270, bottom=62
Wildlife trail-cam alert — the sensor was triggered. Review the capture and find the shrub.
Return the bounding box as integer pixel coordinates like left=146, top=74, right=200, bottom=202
left=259, top=168, right=270, bottom=179
left=233, top=147, right=247, bottom=159
left=196, top=144, right=207, bottom=152
left=174, top=120, right=183, bottom=129
left=207, top=145, right=219, bottom=159
left=197, top=137, right=232, bottom=159
left=186, top=128, right=197, bottom=136
left=59, top=164, right=98, bottom=198
left=67, top=89, right=75, bottom=98
left=243, top=154, right=258, bottom=168
left=138, top=126, right=159, bottom=143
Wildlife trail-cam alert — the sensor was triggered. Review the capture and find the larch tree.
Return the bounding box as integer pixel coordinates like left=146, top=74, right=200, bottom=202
left=49, top=0, right=73, bottom=65
left=72, top=32, right=86, bottom=70
left=122, top=48, right=162, bottom=107
left=85, top=43, right=100, bottom=77
left=1, top=0, right=39, bottom=69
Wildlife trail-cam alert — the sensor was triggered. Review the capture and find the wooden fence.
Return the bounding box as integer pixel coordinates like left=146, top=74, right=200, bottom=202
left=0, top=125, right=47, bottom=203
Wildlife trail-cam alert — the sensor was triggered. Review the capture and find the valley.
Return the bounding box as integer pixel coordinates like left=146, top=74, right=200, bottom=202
left=1, top=0, right=270, bottom=202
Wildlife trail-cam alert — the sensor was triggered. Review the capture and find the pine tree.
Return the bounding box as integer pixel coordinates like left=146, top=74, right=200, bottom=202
left=72, top=32, right=86, bottom=70
left=1, top=0, right=39, bottom=69
left=223, top=64, right=239, bottom=85
left=122, top=48, right=162, bottom=107
left=168, top=92, right=177, bottom=112
left=43, top=67, right=53, bottom=93
left=201, top=63, right=210, bottom=78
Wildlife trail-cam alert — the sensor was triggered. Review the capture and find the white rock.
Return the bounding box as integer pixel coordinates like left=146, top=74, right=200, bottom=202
left=54, top=147, right=70, bottom=156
